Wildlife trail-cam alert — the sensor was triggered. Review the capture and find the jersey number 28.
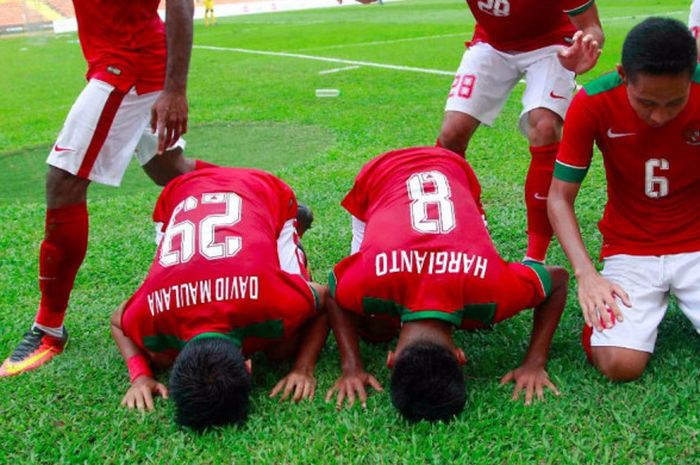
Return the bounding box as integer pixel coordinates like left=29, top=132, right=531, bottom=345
left=159, top=192, right=242, bottom=267
left=477, top=0, right=510, bottom=17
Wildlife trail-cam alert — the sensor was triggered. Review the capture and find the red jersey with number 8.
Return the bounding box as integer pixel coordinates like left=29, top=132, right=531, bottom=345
left=466, top=0, right=595, bottom=52
left=121, top=168, right=318, bottom=357
left=332, top=147, right=551, bottom=330
left=554, top=71, right=700, bottom=257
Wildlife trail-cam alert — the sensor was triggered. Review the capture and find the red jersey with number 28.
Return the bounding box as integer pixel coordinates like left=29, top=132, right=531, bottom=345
left=554, top=70, right=700, bottom=257
left=73, top=0, right=167, bottom=93
left=331, top=147, right=551, bottom=329
left=467, top=0, right=594, bottom=52
left=121, top=168, right=318, bottom=358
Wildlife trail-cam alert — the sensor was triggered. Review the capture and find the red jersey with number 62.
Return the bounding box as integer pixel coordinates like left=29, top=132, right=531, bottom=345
left=554, top=70, right=700, bottom=258
left=331, top=147, right=551, bottom=330
left=467, top=0, right=595, bottom=52
left=121, top=168, right=318, bottom=358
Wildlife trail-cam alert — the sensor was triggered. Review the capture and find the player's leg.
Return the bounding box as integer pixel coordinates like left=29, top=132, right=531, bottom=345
left=584, top=254, right=669, bottom=382
left=670, top=251, right=700, bottom=341
left=1, top=80, right=143, bottom=376
left=518, top=46, right=577, bottom=262
left=438, top=43, right=520, bottom=156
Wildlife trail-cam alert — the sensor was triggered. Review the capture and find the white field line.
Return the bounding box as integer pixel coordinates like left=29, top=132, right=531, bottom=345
left=194, top=44, right=455, bottom=75
left=318, top=65, right=361, bottom=74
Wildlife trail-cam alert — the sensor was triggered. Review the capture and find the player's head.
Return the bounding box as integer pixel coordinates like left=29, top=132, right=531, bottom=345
left=620, top=17, right=697, bottom=127
left=389, top=340, right=466, bottom=423
left=169, top=335, right=251, bottom=430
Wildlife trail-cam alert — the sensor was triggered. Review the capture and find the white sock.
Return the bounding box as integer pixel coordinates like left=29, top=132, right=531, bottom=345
left=32, top=322, right=64, bottom=338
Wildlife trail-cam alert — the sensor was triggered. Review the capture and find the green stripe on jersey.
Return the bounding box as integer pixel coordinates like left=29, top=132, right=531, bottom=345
left=583, top=71, right=623, bottom=96
left=362, top=298, right=497, bottom=327
left=693, top=64, right=700, bottom=83
left=522, top=261, right=552, bottom=297
left=307, top=283, right=320, bottom=311
left=565, top=0, right=594, bottom=16
left=554, top=160, right=588, bottom=183
left=402, top=310, right=462, bottom=326
left=328, top=271, right=337, bottom=298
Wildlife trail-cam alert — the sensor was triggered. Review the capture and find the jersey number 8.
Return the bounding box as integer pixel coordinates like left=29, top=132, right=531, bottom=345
left=159, top=192, right=243, bottom=267
left=407, top=171, right=457, bottom=234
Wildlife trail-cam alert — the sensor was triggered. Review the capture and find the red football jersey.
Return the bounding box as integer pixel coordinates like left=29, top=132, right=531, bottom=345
left=122, top=168, right=319, bottom=358
left=73, top=0, right=166, bottom=93
left=466, top=0, right=594, bottom=52
left=332, top=147, right=550, bottom=330
left=555, top=70, right=700, bottom=258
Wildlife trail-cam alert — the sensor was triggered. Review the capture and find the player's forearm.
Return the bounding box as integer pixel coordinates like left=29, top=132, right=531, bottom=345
left=547, top=184, right=597, bottom=279
left=164, top=0, right=194, bottom=93
left=327, top=298, right=364, bottom=372
left=522, top=267, right=568, bottom=367
left=291, top=313, right=329, bottom=374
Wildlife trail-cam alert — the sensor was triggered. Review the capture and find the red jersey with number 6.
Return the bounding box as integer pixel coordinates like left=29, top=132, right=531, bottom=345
left=331, top=147, right=551, bottom=330
left=121, top=168, right=318, bottom=358
left=73, top=0, right=167, bottom=93
left=467, top=0, right=595, bottom=52
left=554, top=70, right=700, bottom=257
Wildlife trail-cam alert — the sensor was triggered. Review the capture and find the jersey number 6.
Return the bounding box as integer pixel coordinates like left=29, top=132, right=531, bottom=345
left=159, top=193, right=243, bottom=267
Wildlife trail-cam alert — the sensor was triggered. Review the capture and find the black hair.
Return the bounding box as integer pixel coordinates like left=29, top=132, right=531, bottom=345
left=390, top=340, right=466, bottom=423
left=622, top=17, right=697, bottom=81
left=169, top=337, right=251, bottom=430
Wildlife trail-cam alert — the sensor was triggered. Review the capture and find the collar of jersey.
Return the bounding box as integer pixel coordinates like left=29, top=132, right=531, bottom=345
left=189, top=332, right=241, bottom=347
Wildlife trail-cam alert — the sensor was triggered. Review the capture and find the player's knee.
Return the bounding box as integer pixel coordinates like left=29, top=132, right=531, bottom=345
left=45, top=166, right=89, bottom=207
left=390, top=341, right=465, bottom=423
left=169, top=337, right=251, bottom=430
left=592, top=348, right=649, bottom=382
left=527, top=112, right=562, bottom=147
left=438, top=113, right=478, bottom=156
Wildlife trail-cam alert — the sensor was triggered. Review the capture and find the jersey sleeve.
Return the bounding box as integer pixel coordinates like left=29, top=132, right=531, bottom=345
left=492, top=261, right=551, bottom=324
left=341, top=160, right=376, bottom=221
left=563, top=0, right=595, bottom=16
left=554, top=89, right=597, bottom=184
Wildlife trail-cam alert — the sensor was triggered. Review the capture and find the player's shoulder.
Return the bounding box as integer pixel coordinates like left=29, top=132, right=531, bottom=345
left=582, top=71, right=623, bottom=97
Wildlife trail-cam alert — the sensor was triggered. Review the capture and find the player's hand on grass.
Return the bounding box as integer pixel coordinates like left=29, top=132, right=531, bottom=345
left=500, top=364, right=559, bottom=406
left=576, top=270, right=630, bottom=332
left=558, top=30, right=601, bottom=75
left=270, top=369, right=317, bottom=403
left=150, top=89, right=188, bottom=154
left=325, top=370, right=383, bottom=410
left=121, top=376, right=169, bottom=412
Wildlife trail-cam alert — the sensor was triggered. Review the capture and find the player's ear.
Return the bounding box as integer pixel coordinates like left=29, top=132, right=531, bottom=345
left=386, top=351, right=395, bottom=369
left=616, top=64, right=627, bottom=83
left=245, top=359, right=253, bottom=374
left=454, top=348, right=467, bottom=366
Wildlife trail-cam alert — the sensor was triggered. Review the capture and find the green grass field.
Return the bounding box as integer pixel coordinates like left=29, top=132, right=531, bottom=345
left=1, top=1, right=699, bottom=463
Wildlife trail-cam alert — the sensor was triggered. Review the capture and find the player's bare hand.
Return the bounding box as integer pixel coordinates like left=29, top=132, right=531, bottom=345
left=576, top=270, right=630, bottom=332
left=150, top=89, right=188, bottom=154
left=500, top=364, right=559, bottom=406
left=121, top=376, right=169, bottom=412
left=324, top=370, right=383, bottom=410
left=558, top=30, right=601, bottom=74
left=270, top=369, right=317, bottom=403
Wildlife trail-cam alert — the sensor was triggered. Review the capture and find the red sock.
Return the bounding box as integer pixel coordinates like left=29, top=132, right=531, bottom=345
left=194, top=159, right=219, bottom=170
left=524, top=143, right=558, bottom=262
left=35, top=203, right=89, bottom=328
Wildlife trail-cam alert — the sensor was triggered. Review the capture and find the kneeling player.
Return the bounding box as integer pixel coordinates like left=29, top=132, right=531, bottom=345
left=325, top=147, right=568, bottom=422
left=110, top=167, right=328, bottom=430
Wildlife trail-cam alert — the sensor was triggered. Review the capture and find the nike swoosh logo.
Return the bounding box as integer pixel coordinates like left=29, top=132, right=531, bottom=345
left=534, top=193, right=548, bottom=200
left=53, top=145, right=74, bottom=153
left=607, top=128, right=636, bottom=138
left=549, top=90, right=567, bottom=100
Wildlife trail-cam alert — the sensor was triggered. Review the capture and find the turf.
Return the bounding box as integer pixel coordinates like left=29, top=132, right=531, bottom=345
left=1, top=1, right=699, bottom=463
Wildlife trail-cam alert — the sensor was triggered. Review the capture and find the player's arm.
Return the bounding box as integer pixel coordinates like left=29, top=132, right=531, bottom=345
left=559, top=2, right=604, bottom=74
left=548, top=180, right=630, bottom=331
left=110, top=302, right=168, bottom=412
left=324, top=297, right=383, bottom=410
left=151, top=0, right=195, bottom=153
left=270, top=283, right=330, bottom=403
left=500, top=266, right=567, bottom=405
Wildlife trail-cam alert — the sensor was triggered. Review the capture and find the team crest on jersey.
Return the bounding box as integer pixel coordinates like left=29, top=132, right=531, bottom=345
left=682, top=121, right=700, bottom=146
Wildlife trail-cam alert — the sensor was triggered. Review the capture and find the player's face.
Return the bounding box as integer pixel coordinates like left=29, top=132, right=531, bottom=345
left=622, top=69, right=692, bottom=127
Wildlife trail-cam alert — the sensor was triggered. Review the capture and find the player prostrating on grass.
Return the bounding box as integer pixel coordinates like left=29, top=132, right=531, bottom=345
left=0, top=0, right=221, bottom=377
left=325, top=147, right=568, bottom=422
left=549, top=18, right=700, bottom=381
left=110, top=167, right=329, bottom=429
left=438, top=0, right=604, bottom=263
